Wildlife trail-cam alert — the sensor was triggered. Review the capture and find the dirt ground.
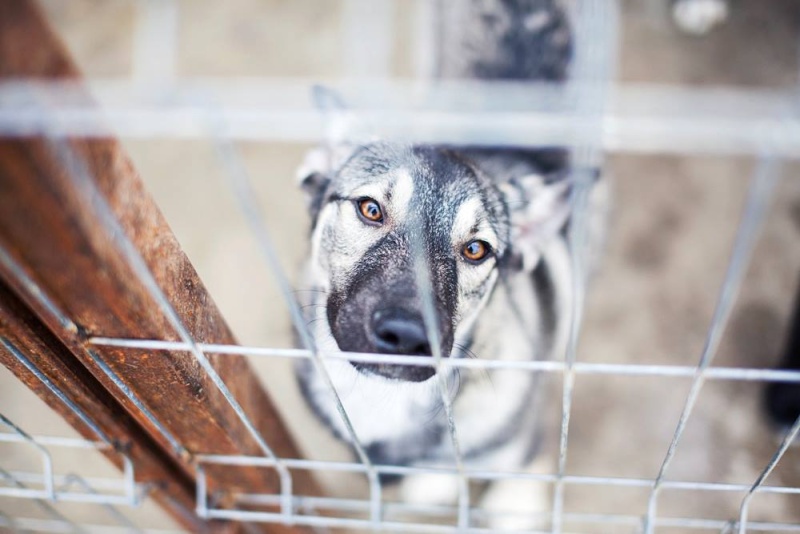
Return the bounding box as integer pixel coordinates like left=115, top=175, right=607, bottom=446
left=1, top=0, right=800, bottom=532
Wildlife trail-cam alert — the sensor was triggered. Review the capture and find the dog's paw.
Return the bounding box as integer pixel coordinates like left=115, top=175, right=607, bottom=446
left=672, top=0, right=729, bottom=35
left=399, top=473, right=460, bottom=506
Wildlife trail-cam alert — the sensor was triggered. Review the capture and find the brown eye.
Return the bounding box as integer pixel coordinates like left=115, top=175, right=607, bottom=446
left=357, top=198, right=383, bottom=224
left=462, top=240, right=491, bottom=263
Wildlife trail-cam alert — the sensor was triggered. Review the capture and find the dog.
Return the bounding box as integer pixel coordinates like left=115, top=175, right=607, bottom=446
left=293, top=0, right=605, bottom=525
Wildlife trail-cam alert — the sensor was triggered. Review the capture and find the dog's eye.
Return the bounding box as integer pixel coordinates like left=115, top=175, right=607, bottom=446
left=357, top=198, right=384, bottom=224
left=462, top=240, right=491, bottom=263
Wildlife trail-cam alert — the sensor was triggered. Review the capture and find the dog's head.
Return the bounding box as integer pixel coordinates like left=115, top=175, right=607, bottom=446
left=299, top=142, right=570, bottom=382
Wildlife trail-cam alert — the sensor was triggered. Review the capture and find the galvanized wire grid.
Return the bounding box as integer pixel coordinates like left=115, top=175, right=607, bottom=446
left=1, top=0, right=800, bottom=532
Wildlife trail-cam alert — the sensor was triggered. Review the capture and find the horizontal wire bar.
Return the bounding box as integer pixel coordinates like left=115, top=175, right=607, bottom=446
left=0, top=517, right=183, bottom=534
left=88, top=337, right=800, bottom=382
left=59, top=473, right=142, bottom=533
left=204, top=507, right=526, bottom=534
left=0, top=487, right=143, bottom=506
left=194, top=454, right=800, bottom=496
left=0, top=413, right=55, bottom=500
left=3, top=470, right=143, bottom=495
left=201, top=504, right=800, bottom=533
left=9, top=512, right=791, bottom=534
left=0, top=80, right=798, bottom=155
left=0, top=467, right=86, bottom=534
left=0, top=432, right=108, bottom=449
left=232, top=491, right=800, bottom=530
left=1, top=338, right=139, bottom=504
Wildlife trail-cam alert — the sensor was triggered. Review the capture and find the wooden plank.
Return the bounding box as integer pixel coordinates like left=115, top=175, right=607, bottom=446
left=0, top=0, right=319, bottom=530
left=0, top=280, right=209, bottom=533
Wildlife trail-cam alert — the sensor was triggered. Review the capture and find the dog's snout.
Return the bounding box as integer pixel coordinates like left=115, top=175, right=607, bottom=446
left=371, top=309, right=431, bottom=356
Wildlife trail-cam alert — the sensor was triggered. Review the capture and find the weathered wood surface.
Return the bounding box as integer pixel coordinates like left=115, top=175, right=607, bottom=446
left=0, top=1, right=318, bottom=531
left=0, top=280, right=208, bottom=532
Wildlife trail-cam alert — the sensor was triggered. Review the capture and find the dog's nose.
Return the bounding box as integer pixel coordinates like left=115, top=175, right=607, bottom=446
left=371, top=308, right=431, bottom=356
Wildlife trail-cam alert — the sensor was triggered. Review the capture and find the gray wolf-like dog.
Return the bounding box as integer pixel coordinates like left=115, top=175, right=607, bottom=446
left=294, top=0, right=605, bottom=525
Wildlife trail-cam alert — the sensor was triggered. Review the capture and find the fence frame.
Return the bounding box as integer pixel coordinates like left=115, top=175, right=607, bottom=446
left=0, top=1, right=319, bottom=531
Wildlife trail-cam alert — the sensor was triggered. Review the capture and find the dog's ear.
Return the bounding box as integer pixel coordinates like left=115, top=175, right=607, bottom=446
left=500, top=171, right=572, bottom=271
left=295, top=143, right=359, bottom=222
left=312, top=84, right=360, bottom=144
left=312, top=84, right=348, bottom=114
left=296, top=147, right=332, bottom=223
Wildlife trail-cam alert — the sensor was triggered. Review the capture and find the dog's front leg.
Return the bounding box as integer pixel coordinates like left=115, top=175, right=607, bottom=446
left=480, top=455, right=552, bottom=530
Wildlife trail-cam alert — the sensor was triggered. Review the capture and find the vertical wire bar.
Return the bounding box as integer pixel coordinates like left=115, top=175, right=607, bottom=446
left=737, top=414, right=800, bottom=534
left=61, top=474, right=142, bottom=533
left=208, top=132, right=382, bottom=526
left=132, top=0, right=178, bottom=83
left=551, top=0, right=617, bottom=530
left=342, top=0, right=394, bottom=78
left=550, top=169, right=594, bottom=534
left=413, top=0, right=437, bottom=80
left=0, top=414, right=55, bottom=500
left=0, top=468, right=86, bottom=534
left=42, top=135, right=294, bottom=518
left=643, top=158, right=781, bottom=534
left=195, top=465, right=208, bottom=519
left=410, top=236, right=470, bottom=529
left=1, top=337, right=142, bottom=504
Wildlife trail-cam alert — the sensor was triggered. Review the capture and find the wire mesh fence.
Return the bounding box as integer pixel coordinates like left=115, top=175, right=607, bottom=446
left=1, top=0, right=800, bottom=532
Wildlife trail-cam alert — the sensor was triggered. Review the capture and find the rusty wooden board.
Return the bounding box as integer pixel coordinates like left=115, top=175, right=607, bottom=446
left=0, top=279, right=210, bottom=532
left=0, top=1, right=319, bottom=531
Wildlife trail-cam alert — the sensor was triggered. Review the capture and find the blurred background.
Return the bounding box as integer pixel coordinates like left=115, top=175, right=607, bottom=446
left=1, top=0, right=800, bottom=531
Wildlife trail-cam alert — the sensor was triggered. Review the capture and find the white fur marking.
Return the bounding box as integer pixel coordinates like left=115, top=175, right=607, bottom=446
left=451, top=197, right=497, bottom=250
left=391, top=169, right=415, bottom=220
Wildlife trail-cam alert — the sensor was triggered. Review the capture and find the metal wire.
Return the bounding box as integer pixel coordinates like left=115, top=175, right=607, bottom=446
left=0, top=415, right=55, bottom=501
left=643, top=157, right=781, bottom=534
left=40, top=134, right=295, bottom=517
left=0, top=240, right=186, bottom=459
left=0, top=246, right=78, bottom=334
left=3, top=81, right=800, bottom=156
left=551, top=170, right=593, bottom=534
left=0, top=423, right=146, bottom=507
left=737, top=414, right=800, bottom=534
left=411, top=225, right=470, bottom=529
left=207, top=114, right=384, bottom=525
left=88, top=337, right=800, bottom=383
left=2, top=0, right=800, bottom=532
left=60, top=474, right=142, bottom=534
left=1, top=336, right=138, bottom=505
left=195, top=452, right=800, bottom=496
left=552, top=1, right=617, bottom=529
left=0, top=467, right=86, bottom=534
